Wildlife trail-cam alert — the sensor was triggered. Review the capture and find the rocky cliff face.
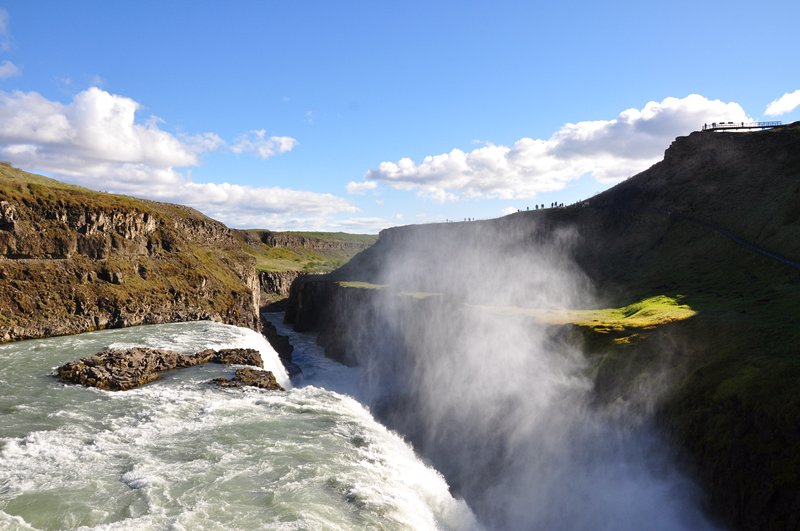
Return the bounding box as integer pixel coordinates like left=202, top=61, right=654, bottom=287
left=258, top=230, right=372, bottom=252
left=0, top=164, right=260, bottom=342
left=287, top=123, right=800, bottom=530
left=259, top=270, right=302, bottom=299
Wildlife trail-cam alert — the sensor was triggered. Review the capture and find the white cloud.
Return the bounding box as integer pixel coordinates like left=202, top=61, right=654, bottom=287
left=0, top=60, right=19, bottom=78
left=0, top=87, right=355, bottom=229
left=231, top=129, right=298, bottom=159
left=181, top=131, right=225, bottom=153
left=158, top=182, right=358, bottom=229
left=765, top=89, right=800, bottom=117
left=360, top=94, right=751, bottom=201
left=501, top=206, right=518, bottom=215
left=0, top=87, right=198, bottom=170
left=346, top=180, right=378, bottom=194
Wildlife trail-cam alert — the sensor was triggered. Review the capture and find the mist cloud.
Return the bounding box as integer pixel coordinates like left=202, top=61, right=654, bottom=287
left=360, top=94, right=750, bottom=201
left=336, top=221, right=716, bottom=529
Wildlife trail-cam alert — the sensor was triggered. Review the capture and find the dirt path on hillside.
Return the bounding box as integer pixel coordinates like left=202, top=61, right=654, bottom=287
left=673, top=214, right=800, bottom=271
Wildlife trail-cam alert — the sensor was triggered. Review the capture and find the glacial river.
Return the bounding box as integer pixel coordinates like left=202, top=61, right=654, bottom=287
left=0, top=320, right=477, bottom=530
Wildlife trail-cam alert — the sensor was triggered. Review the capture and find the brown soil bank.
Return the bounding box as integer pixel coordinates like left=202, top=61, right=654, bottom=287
left=0, top=164, right=260, bottom=342
left=288, top=123, right=800, bottom=530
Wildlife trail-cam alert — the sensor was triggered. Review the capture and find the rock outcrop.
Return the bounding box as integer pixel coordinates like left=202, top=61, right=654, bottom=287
left=0, top=165, right=261, bottom=342
left=56, top=347, right=265, bottom=391
left=211, top=367, right=284, bottom=390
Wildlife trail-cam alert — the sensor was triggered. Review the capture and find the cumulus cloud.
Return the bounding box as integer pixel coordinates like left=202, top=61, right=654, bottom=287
left=360, top=94, right=750, bottom=201
left=0, top=87, right=198, bottom=175
left=0, top=87, right=355, bottom=229
left=765, top=89, right=800, bottom=117
left=346, top=180, right=378, bottom=194
left=180, top=131, right=225, bottom=153
left=231, top=129, right=298, bottom=159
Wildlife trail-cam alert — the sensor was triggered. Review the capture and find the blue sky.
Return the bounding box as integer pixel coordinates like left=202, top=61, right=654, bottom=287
left=0, top=1, right=798, bottom=232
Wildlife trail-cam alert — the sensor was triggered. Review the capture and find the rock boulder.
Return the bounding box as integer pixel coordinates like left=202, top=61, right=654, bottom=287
left=56, top=347, right=266, bottom=391
left=211, top=368, right=284, bottom=391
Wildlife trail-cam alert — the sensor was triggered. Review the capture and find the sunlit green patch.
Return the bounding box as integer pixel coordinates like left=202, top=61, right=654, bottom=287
left=474, top=295, right=696, bottom=332
left=398, top=291, right=440, bottom=299
left=337, top=281, right=387, bottom=290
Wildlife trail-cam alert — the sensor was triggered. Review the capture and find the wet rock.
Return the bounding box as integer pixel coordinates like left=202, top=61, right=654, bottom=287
left=57, top=347, right=185, bottom=391
left=260, top=317, right=301, bottom=377
left=261, top=320, right=294, bottom=362
left=284, top=362, right=303, bottom=378
left=211, top=368, right=284, bottom=391
left=56, top=347, right=264, bottom=391
left=195, top=347, right=263, bottom=366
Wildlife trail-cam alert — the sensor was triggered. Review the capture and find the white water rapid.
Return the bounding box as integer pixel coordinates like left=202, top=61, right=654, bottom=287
left=0, top=321, right=477, bottom=530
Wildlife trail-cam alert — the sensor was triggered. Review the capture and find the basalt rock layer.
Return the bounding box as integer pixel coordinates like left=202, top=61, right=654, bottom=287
left=0, top=164, right=260, bottom=341
left=259, top=270, right=303, bottom=299
left=211, top=367, right=284, bottom=391
left=56, top=347, right=265, bottom=391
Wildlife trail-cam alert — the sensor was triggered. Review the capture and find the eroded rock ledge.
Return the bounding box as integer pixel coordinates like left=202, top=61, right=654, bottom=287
left=56, top=347, right=283, bottom=391
left=211, top=368, right=284, bottom=390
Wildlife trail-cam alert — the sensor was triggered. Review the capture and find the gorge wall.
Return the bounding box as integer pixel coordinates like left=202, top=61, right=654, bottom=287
left=259, top=270, right=303, bottom=300
left=0, top=164, right=260, bottom=342
left=286, top=123, right=800, bottom=530
left=257, top=230, right=374, bottom=252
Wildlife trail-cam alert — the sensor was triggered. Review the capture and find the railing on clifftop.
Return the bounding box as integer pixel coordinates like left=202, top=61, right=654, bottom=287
left=701, top=121, right=782, bottom=132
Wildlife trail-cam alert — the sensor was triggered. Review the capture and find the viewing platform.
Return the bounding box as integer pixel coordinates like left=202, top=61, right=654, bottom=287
left=702, top=121, right=782, bottom=132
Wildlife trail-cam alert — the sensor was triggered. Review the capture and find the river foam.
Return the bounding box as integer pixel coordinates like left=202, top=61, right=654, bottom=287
left=0, top=322, right=477, bottom=530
